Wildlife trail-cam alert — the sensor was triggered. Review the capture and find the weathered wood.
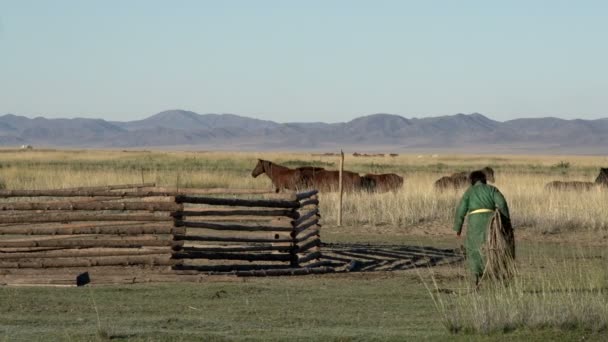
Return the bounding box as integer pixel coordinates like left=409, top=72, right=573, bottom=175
left=0, top=201, right=181, bottom=212
left=0, top=190, right=179, bottom=198
left=0, top=238, right=181, bottom=248
left=235, top=266, right=335, bottom=277
left=292, top=218, right=320, bottom=236
left=295, top=190, right=318, bottom=201
left=0, top=213, right=172, bottom=224
left=177, top=209, right=299, bottom=219
left=183, top=227, right=292, bottom=239
left=295, top=238, right=321, bottom=253
left=295, top=229, right=320, bottom=243
left=175, top=220, right=293, bottom=232
left=0, top=248, right=170, bottom=259
left=174, top=195, right=300, bottom=208
left=129, top=187, right=276, bottom=195
left=173, top=215, right=291, bottom=223
left=0, top=224, right=183, bottom=236
left=60, top=183, right=156, bottom=191
left=297, top=251, right=322, bottom=264
left=292, top=209, right=319, bottom=227
left=299, top=198, right=319, bottom=208
left=179, top=245, right=292, bottom=253
left=0, top=255, right=178, bottom=268
left=173, top=264, right=294, bottom=272
left=174, top=235, right=293, bottom=244
left=172, top=251, right=291, bottom=262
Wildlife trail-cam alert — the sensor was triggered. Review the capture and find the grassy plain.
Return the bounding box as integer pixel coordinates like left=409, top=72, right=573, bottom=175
left=0, top=149, right=607, bottom=341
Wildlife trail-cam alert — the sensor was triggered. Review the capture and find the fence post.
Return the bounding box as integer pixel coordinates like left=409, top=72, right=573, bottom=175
left=338, top=149, right=344, bottom=226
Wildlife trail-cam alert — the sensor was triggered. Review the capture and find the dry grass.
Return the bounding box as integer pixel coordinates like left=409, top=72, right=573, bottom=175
left=1, top=149, right=607, bottom=233
left=425, top=246, right=608, bottom=334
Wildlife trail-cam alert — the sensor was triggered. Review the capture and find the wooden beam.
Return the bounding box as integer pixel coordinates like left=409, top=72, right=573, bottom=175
left=0, top=248, right=170, bottom=259
left=0, top=201, right=181, bottom=212
left=291, top=209, right=319, bottom=227
left=59, top=183, right=156, bottom=191
left=0, top=224, right=183, bottom=236
left=295, top=190, right=318, bottom=201
left=172, top=251, right=291, bottom=262
left=0, top=213, right=173, bottom=224
left=177, top=208, right=299, bottom=219
left=174, top=195, right=300, bottom=209
left=0, top=255, right=178, bottom=268
left=0, top=238, right=182, bottom=248
left=173, top=235, right=293, bottom=244
left=175, top=220, right=293, bottom=232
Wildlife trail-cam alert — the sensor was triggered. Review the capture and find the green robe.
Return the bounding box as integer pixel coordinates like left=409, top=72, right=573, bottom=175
left=453, top=181, right=511, bottom=277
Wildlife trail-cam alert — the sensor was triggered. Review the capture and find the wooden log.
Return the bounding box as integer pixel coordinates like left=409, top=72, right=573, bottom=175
left=295, top=190, right=318, bottom=201
left=299, top=199, right=319, bottom=208
left=0, top=248, right=170, bottom=259
left=0, top=213, right=172, bottom=224
left=297, top=251, right=322, bottom=264
left=173, top=234, right=293, bottom=244
left=295, top=237, right=321, bottom=253
left=295, top=229, right=320, bottom=243
left=60, top=183, right=156, bottom=191
left=173, top=264, right=293, bottom=272
left=235, top=266, right=335, bottom=277
left=126, top=187, right=276, bottom=195
left=175, top=220, right=293, bottom=232
left=0, top=224, right=183, bottom=236
left=0, top=255, right=179, bottom=268
left=0, top=239, right=182, bottom=248
left=173, top=215, right=290, bottom=223
left=0, top=190, right=180, bottom=198
left=174, top=195, right=300, bottom=208
left=172, top=251, right=291, bottom=262
left=298, top=251, right=322, bottom=265
left=300, top=260, right=334, bottom=269
left=177, top=209, right=299, bottom=219
left=0, top=201, right=181, bottom=212
left=292, top=218, right=320, bottom=236
left=292, top=209, right=319, bottom=227
left=179, top=245, right=292, bottom=253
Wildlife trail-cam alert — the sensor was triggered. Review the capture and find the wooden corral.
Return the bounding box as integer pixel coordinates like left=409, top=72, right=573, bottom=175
left=0, top=184, right=328, bottom=285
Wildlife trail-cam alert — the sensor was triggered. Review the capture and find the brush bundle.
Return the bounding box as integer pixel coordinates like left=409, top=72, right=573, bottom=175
left=481, top=210, right=516, bottom=283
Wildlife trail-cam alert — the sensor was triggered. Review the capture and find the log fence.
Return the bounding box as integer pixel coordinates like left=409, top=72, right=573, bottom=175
left=0, top=185, right=328, bottom=285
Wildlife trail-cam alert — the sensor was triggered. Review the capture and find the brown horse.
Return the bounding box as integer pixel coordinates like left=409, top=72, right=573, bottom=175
left=545, top=168, right=608, bottom=190
left=434, top=167, right=495, bottom=190
left=299, top=169, right=362, bottom=192
left=251, top=159, right=308, bottom=192
left=361, top=173, right=404, bottom=192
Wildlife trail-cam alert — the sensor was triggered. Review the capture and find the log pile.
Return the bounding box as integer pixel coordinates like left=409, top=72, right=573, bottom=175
left=0, top=185, right=329, bottom=284
left=172, top=189, right=329, bottom=274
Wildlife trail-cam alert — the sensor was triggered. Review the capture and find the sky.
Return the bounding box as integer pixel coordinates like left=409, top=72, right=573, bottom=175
left=1, top=0, right=607, bottom=122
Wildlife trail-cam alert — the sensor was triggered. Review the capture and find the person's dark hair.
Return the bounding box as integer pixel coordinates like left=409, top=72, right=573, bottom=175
left=469, top=170, right=487, bottom=185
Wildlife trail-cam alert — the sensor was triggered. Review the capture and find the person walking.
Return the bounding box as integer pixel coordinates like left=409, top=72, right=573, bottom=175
left=453, top=170, right=514, bottom=286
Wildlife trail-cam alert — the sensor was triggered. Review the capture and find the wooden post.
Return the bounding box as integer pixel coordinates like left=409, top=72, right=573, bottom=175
left=338, top=149, right=344, bottom=226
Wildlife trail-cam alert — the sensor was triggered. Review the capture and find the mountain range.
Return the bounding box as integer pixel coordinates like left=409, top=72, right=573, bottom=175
left=1, top=110, right=607, bottom=153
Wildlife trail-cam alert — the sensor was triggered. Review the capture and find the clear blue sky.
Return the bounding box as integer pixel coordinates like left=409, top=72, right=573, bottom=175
left=1, top=0, right=607, bottom=122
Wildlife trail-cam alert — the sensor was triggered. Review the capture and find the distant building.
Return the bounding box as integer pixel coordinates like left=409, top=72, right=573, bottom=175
left=20, top=144, right=33, bottom=150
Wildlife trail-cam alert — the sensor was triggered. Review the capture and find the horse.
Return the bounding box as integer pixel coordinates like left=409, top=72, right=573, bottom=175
left=545, top=168, right=608, bottom=191
left=361, top=173, right=404, bottom=192
left=251, top=159, right=308, bottom=192
left=299, top=169, right=362, bottom=192
left=434, top=167, right=495, bottom=190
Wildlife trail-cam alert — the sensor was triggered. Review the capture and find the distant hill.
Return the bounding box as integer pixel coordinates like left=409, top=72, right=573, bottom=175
left=1, top=111, right=607, bottom=153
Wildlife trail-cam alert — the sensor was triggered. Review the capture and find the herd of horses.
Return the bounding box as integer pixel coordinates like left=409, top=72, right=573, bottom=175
left=433, top=166, right=608, bottom=191
left=251, top=160, right=608, bottom=193
left=251, top=159, right=403, bottom=193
